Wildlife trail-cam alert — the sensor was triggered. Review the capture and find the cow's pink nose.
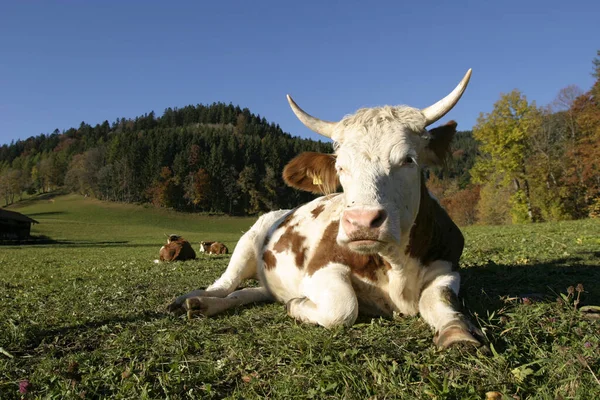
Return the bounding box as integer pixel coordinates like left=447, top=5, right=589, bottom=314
left=341, top=209, right=387, bottom=236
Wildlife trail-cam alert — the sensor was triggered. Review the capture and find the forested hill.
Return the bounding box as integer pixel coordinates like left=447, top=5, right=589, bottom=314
left=0, top=103, right=338, bottom=215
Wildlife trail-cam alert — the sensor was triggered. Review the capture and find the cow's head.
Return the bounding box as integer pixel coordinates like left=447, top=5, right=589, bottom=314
left=167, top=234, right=181, bottom=244
left=283, top=70, right=471, bottom=255
left=199, top=241, right=212, bottom=253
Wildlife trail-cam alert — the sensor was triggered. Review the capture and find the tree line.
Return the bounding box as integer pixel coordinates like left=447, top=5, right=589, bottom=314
left=1, top=51, right=599, bottom=224
left=428, top=51, right=600, bottom=225
left=0, top=103, right=332, bottom=215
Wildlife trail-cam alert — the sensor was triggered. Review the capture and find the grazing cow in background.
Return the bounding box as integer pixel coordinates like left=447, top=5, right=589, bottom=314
left=169, top=70, right=482, bottom=349
left=200, top=241, right=229, bottom=255
left=155, top=234, right=196, bottom=262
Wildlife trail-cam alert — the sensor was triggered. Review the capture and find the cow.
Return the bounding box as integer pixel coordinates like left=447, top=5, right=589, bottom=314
left=168, top=70, right=482, bottom=349
left=200, top=241, right=229, bottom=255
left=155, top=234, right=197, bottom=262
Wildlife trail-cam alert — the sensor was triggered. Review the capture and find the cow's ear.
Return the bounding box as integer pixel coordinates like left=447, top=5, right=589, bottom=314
left=421, top=120, right=457, bottom=166
left=283, top=152, right=339, bottom=194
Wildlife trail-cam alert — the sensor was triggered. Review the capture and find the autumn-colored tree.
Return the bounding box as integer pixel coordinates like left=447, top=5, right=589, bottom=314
left=147, top=166, right=181, bottom=208
left=188, top=144, right=201, bottom=169
left=426, top=173, right=448, bottom=201
left=183, top=168, right=211, bottom=208
left=572, top=87, right=600, bottom=198
left=441, top=185, right=480, bottom=226
left=557, top=53, right=600, bottom=217
left=471, top=90, right=538, bottom=223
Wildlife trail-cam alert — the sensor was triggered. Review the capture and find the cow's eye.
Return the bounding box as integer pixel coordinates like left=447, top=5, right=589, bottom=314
left=402, top=156, right=415, bottom=166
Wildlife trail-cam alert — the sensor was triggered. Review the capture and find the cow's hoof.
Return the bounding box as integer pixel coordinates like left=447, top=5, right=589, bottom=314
left=167, top=290, right=209, bottom=315
left=434, top=320, right=482, bottom=350
left=185, top=297, right=209, bottom=319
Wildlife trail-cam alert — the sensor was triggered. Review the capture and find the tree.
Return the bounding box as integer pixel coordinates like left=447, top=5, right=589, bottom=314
left=64, top=148, right=104, bottom=196
left=237, top=165, right=262, bottom=214
left=440, top=185, right=480, bottom=226
left=38, top=153, right=66, bottom=192
left=570, top=82, right=600, bottom=213
left=471, top=90, right=538, bottom=223
left=183, top=168, right=211, bottom=208
left=147, top=166, right=181, bottom=208
left=235, top=114, right=247, bottom=135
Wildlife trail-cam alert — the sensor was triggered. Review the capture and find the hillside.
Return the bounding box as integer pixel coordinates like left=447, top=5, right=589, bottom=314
left=0, top=103, right=333, bottom=215
left=7, top=192, right=257, bottom=252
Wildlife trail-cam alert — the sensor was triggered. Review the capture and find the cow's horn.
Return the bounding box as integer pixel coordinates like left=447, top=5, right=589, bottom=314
left=287, top=95, right=336, bottom=138
left=421, top=69, right=472, bottom=127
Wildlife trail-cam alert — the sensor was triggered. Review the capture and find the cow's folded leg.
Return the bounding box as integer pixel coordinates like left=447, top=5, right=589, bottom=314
left=183, top=287, right=273, bottom=318
left=418, top=264, right=481, bottom=349
left=286, top=265, right=358, bottom=328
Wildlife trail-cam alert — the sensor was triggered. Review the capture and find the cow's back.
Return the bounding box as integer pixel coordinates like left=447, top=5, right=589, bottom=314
left=210, top=242, right=228, bottom=254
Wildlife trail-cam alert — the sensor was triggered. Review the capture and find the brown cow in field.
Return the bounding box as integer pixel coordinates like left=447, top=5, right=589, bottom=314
left=200, top=241, right=229, bottom=255
left=169, top=70, right=482, bottom=349
left=155, top=234, right=196, bottom=262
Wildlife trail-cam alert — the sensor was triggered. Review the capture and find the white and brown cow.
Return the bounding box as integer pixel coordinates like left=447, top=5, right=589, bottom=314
left=200, top=241, right=229, bottom=255
left=156, top=234, right=197, bottom=262
left=168, top=70, right=481, bottom=349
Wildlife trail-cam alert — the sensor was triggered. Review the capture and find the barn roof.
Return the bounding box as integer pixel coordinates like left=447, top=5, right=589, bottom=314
left=0, top=208, right=39, bottom=224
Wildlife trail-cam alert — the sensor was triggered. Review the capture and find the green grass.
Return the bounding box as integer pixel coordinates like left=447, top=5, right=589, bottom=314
left=1, top=193, right=599, bottom=399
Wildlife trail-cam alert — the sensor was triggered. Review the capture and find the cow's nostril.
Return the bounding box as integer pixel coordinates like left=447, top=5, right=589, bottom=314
left=371, top=210, right=387, bottom=228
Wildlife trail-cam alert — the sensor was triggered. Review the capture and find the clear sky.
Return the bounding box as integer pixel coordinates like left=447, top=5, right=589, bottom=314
left=1, top=0, right=598, bottom=145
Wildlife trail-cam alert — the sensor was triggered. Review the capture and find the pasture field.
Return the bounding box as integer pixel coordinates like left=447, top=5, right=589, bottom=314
left=1, top=194, right=599, bottom=399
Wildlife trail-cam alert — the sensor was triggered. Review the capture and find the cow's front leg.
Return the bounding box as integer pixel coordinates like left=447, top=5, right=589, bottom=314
left=183, top=287, right=273, bottom=318
left=419, top=262, right=481, bottom=350
left=286, top=264, right=358, bottom=328
left=168, top=212, right=289, bottom=314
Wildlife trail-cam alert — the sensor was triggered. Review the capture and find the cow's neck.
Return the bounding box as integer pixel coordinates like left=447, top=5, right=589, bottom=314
left=378, top=174, right=437, bottom=268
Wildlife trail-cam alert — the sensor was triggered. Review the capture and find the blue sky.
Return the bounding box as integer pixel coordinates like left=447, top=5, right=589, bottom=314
left=0, top=0, right=598, bottom=145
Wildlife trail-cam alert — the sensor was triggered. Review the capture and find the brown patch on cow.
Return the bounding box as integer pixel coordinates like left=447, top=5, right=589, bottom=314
left=425, top=121, right=458, bottom=166
left=160, top=236, right=196, bottom=261
left=283, top=152, right=339, bottom=194
left=352, top=254, right=391, bottom=282
left=263, top=250, right=277, bottom=270
left=210, top=242, right=228, bottom=254
left=311, top=204, right=325, bottom=219
left=306, top=220, right=390, bottom=281
left=406, top=174, right=464, bottom=269
left=273, top=223, right=308, bottom=267
left=201, top=241, right=229, bottom=254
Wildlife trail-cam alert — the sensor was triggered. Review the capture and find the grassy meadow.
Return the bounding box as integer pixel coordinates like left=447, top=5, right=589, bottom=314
left=1, top=193, right=599, bottom=399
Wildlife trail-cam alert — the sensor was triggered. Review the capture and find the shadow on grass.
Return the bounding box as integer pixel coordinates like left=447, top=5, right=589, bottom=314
left=19, top=311, right=165, bottom=355
left=460, top=256, right=600, bottom=317
left=1, top=235, right=159, bottom=248
left=25, top=211, right=66, bottom=217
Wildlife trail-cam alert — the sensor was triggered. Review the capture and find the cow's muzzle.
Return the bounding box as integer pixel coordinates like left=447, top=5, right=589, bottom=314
left=341, top=208, right=387, bottom=245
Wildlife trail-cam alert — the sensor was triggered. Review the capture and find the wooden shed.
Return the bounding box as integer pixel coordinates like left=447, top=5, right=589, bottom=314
left=0, top=209, right=39, bottom=240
